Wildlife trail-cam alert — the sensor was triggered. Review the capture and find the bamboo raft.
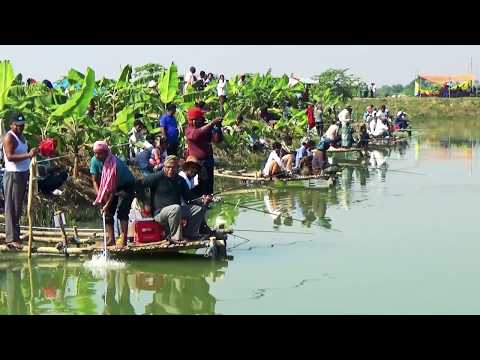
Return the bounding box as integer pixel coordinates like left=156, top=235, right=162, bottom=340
left=327, top=147, right=365, bottom=155
left=0, top=223, right=231, bottom=258
left=214, top=169, right=339, bottom=189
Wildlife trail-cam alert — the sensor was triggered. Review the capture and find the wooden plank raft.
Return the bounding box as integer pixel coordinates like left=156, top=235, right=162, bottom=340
left=214, top=170, right=335, bottom=182
left=327, top=147, right=364, bottom=155
left=0, top=227, right=231, bottom=257
left=0, top=239, right=213, bottom=257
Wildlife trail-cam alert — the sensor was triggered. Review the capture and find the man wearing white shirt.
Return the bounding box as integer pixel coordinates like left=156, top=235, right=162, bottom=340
left=263, top=142, right=293, bottom=177
left=373, top=118, right=389, bottom=137
left=338, top=106, right=352, bottom=126
left=183, top=66, right=197, bottom=93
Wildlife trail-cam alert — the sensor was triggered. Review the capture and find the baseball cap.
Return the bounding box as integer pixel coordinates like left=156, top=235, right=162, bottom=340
left=9, top=112, right=25, bottom=125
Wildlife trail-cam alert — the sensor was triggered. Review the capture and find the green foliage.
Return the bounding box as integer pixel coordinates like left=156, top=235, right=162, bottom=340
left=0, top=60, right=15, bottom=112
left=67, top=68, right=85, bottom=84
left=50, top=68, right=95, bottom=120
left=132, top=63, right=164, bottom=86
left=0, top=59, right=371, bottom=170
left=311, top=69, right=360, bottom=105
left=158, top=63, right=178, bottom=104
left=115, top=65, right=132, bottom=89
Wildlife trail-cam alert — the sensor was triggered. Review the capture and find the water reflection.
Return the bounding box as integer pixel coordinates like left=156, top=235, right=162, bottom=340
left=0, top=257, right=228, bottom=315
left=4, top=127, right=480, bottom=315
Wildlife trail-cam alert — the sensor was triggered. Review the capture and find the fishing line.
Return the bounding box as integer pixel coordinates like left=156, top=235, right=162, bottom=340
left=220, top=200, right=342, bottom=233
left=37, top=155, right=71, bottom=163
left=234, top=229, right=313, bottom=234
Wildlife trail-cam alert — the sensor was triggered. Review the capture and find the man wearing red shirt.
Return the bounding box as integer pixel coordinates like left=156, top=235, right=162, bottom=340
left=185, top=102, right=223, bottom=195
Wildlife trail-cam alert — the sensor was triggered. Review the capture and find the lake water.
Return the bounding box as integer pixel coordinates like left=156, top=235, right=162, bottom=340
left=1, top=123, right=479, bottom=314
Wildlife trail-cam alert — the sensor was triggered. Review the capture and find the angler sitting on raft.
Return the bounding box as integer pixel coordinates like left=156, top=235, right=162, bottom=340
left=322, top=120, right=341, bottom=148
left=394, top=111, right=409, bottom=129
left=136, top=155, right=213, bottom=243
left=90, top=141, right=135, bottom=248
left=294, top=139, right=315, bottom=173
left=263, top=141, right=294, bottom=178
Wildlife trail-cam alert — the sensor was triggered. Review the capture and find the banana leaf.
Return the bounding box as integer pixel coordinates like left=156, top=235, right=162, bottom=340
left=50, top=68, right=95, bottom=119
left=159, top=63, right=178, bottom=104
left=0, top=60, right=15, bottom=111
left=67, top=69, right=85, bottom=84
left=111, top=106, right=134, bottom=134
left=115, top=65, right=132, bottom=89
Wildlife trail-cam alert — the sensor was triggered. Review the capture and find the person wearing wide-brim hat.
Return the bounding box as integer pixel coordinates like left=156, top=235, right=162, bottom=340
left=136, top=155, right=213, bottom=243
left=179, top=155, right=202, bottom=194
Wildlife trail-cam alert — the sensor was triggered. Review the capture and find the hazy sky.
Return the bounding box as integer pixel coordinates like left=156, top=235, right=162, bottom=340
left=1, top=45, right=479, bottom=86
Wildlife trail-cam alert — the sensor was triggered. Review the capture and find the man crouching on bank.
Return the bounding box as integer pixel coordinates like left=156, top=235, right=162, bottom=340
left=135, top=155, right=213, bottom=244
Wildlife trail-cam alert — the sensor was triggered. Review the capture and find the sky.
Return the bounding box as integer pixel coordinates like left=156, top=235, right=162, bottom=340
left=1, top=45, right=479, bottom=86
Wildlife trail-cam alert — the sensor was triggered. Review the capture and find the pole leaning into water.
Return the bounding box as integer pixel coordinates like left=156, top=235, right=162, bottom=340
left=102, top=212, right=108, bottom=259
left=27, top=157, right=37, bottom=258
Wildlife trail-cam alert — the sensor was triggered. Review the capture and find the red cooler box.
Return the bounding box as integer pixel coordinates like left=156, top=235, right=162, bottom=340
left=134, top=219, right=166, bottom=244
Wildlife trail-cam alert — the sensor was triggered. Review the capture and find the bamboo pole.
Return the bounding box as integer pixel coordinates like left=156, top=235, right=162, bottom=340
left=0, top=223, right=103, bottom=233
left=27, top=258, right=35, bottom=315
left=27, top=157, right=37, bottom=258
left=0, top=230, right=98, bottom=238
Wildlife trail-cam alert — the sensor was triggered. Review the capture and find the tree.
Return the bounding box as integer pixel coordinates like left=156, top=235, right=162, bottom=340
left=311, top=69, right=360, bottom=104
left=132, top=63, right=164, bottom=86
left=402, top=80, right=416, bottom=96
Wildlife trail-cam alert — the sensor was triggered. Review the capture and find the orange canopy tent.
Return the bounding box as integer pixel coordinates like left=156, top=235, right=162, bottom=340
left=419, top=73, right=475, bottom=85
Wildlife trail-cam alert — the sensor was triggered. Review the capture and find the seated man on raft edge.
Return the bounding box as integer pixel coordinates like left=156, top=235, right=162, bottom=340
left=135, top=155, right=213, bottom=244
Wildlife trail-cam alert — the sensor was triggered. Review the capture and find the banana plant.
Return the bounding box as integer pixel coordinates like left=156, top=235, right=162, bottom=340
left=50, top=67, right=96, bottom=177
left=0, top=60, right=16, bottom=125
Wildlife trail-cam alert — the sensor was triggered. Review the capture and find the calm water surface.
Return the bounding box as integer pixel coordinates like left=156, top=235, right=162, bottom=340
left=1, top=122, right=479, bottom=314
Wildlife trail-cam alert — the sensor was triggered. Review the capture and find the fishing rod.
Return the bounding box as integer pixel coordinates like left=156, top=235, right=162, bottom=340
left=234, top=229, right=313, bottom=234
left=367, top=166, right=426, bottom=176
left=220, top=199, right=341, bottom=232
left=37, top=155, right=71, bottom=163
left=187, top=184, right=252, bottom=205
left=36, top=142, right=130, bottom=164
left=386, top=167, right=426, bottom=176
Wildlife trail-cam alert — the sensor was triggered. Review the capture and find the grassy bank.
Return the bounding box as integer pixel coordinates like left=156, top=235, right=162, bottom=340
left=351, top=97, right=480, bottom=122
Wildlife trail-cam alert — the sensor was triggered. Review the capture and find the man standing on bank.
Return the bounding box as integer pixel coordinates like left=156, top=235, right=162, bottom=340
left=3, top=112, right=37, bottom=250
left=159, top=103, right=179, bottom=156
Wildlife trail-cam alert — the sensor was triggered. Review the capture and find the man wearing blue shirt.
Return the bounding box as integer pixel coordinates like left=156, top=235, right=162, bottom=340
left=295, top=139, right=315, bottom=170
left=159, top=103, right=179, bottom=156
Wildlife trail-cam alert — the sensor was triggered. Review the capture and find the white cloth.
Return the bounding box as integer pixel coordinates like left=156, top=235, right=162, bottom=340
left=376, top=110, right=386, bottom=121
left=4, top=131, right=29, bottom=172
left=324, top=124, right=339, bottom=141
left=373, top=119, right=389, bottom=137
left=217, top=79, right=227, bottom=96
left=183, top=70, right=196, bottom=93
left=263, top=151, right=286, bottom=176
left=338, top=108, right=351, bottom=126
left=369, top=118, right=377, bottom=134
left=185, top=71, right=195, bottom=85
